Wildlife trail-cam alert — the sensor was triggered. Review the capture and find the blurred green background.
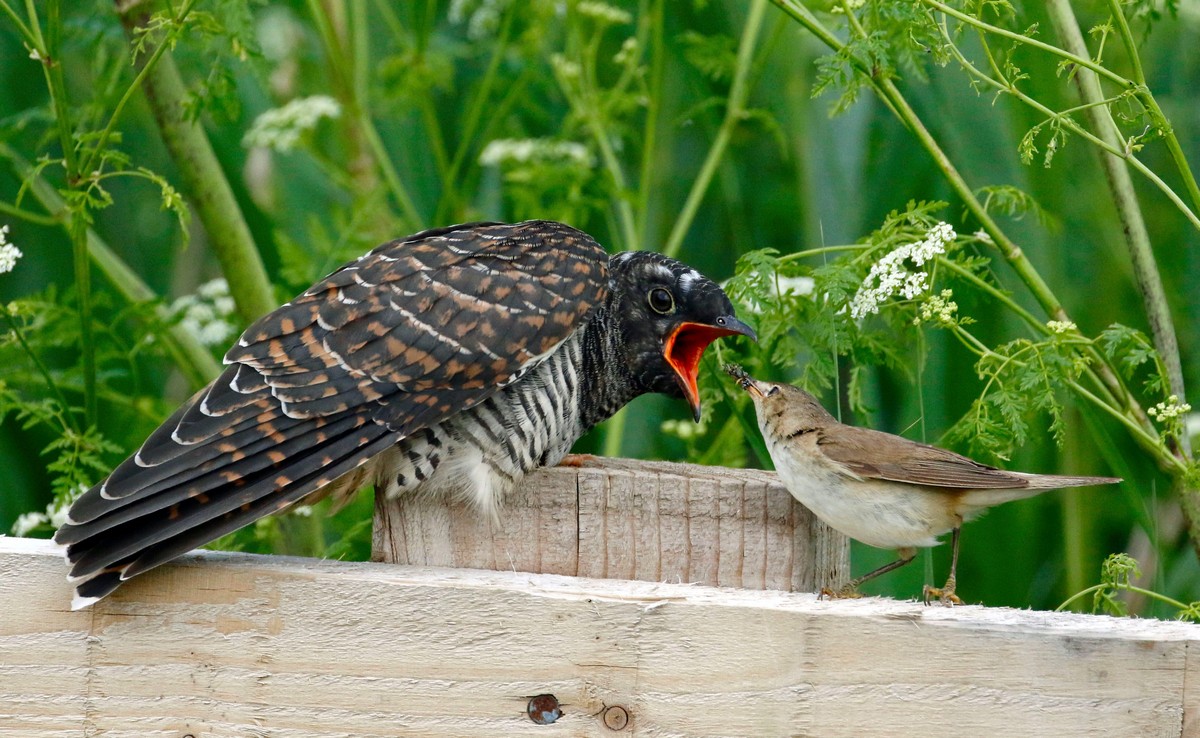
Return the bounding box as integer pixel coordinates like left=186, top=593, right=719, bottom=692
left=1, top=0, right=1197, bottom=614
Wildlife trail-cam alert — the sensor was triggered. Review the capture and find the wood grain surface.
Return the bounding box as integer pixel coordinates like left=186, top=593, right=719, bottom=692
left=2, top=536, right=1198, bottom=737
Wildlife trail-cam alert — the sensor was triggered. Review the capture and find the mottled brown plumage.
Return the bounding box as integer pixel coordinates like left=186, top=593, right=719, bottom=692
left=56, top=221, right=755, bottom=608
left=58, top=221, right=609, bottom=605
left=725, top=365, right=1119, bottom=604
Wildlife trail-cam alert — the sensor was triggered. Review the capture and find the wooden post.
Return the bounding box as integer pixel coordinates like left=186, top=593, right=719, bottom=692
left=3, top=537, right=1199, bottom=737
left=372, top=457, right=849, bottom=593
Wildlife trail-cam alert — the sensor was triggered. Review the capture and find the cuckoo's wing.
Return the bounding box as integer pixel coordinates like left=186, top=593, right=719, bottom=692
left=55, top=220, right=609, bottom=607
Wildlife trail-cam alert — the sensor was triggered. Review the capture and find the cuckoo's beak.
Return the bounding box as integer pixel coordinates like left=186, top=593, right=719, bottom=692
left=664, top=317, right=756, bottom=422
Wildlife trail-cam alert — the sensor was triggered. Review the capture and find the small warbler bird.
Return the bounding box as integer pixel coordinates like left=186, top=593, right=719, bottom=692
left=725, top=364, right=1119, bottom=604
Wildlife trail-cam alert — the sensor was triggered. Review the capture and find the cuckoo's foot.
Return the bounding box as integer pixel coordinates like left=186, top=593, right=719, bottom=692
left=558, top=453, right=597, bottom=468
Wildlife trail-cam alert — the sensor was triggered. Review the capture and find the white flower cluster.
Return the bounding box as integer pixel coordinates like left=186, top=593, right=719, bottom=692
left=0, top=225, right=23, bottom=274
left=614, top=37, right=638, bottom=66
left=914, top=289, right=958, bottom=326
left=11, top=499, right=72, bottom=537
left=171, top=278, right=238, bottom=347
left=1148, top=395, right=1192, bottom=423
left=449, top=0, right=511, bottom=40
left=850, top=222, right=956, bottom=320
left=243, top=95, right=342, bottom=152
left=732, top=274, right=815, bottom=316
left=661, top=418, right=707, bottom=440
left=479, top=138, right=594, bottom=168
left=578, top=1, right=632, bottom=24
left=1047, top=320, right=1077, bottom=334
left=551, top=53, right=582, bottom=82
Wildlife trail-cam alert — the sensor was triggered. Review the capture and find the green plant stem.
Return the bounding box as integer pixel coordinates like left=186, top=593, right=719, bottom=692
left=662, top=0, right=768, bottom=259
left=1104, top=0, right=1200, bottom=219
left=69, top=211, right=96, bottom=426
left=583, top=96, right=639, bottom=251
left=3, top=311, right=79, bottom=432
left=2, top=144, right=221, bottom=388
left=1056, top=581, right=1192, bottom=615
left=943, top=28, right=1200, bottom=233
left=918, top=0, right=1132, bottom=89
left=0, top=200, right=57, bottom=225
left=34, top=0, right=97, bottom=427
left=81, top=0, right=198, bottom=177
left=777, top=243, right=869, bottom=262
left=30, top=0, right=78, bottom=179
left=934, top=257, right=1044, bottom=331
left=359, top=114, right=425, bottom=229
left=115, top=1, right=276, bottom=325
left=0, top=0, right=35, bottom=44
left=1045, top=0, right=1191, bottom=456
left=435, top=6, right=516, bottom=224
left=775, top=0, right=1159, bottom=458
left=929, top=0, right=1200, bottom=223
left=635, top=0, right=665, bottom=248
left=308, top=0, right=423, bottom=229
left=1066, top=379, right=1183, bottom=472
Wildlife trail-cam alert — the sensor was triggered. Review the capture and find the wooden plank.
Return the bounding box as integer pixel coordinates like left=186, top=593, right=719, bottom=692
left=2, top=536, right=1198, bottom=737
left=373, top=457, right=848, bottom=593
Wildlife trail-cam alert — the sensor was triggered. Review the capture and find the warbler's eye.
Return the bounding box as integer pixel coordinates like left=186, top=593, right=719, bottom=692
left=768, top=386, right=781, bottom=396
left=647, top=287, right=675, bottom=314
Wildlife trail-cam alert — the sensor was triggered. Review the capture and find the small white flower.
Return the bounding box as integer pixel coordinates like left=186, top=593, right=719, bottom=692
left=661, top=418, right=706, bottom=440
left=1148, top=395, right=1192, bottom=422
left=850, top=222, right=956, bottom=319
left=290, top=505, right=314, bottom=517
left=551, top=53, right=582, bottom=82
left=11, top=510, right=48, bottom=537
left=478, top=138, right=593, bottom=168
left=1047, top=320, right=1077, bottom=334
left=577, top=1, right=632, bottom=24
left=614, top=37, right=638, bottom=66
left=172, top=278, right=239, bottom=348
left=47, top=500, right=71, bottom=529
left=914, top=289, right=959, bottom=326
left=0, top=225, right=23, bottom=274
left=243, top=96, right=342, bottom=152
left=722, top=275, right=814, bottom=316
left=449, top=0, right=511, bottom=40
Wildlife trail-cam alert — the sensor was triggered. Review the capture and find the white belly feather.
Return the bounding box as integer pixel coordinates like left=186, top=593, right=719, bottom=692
left=764, top=427, right=960, bottom=550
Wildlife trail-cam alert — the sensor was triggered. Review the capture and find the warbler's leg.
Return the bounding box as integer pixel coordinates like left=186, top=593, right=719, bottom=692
left=922, top=526, right=965, bottom=606
left=820, top=547, right=916, bottom=599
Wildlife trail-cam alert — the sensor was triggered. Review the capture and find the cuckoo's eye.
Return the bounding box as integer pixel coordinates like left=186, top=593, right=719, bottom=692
left=647, top=287, right=675, bottom=314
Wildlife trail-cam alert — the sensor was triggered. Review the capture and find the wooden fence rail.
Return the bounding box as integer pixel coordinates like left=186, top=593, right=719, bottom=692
left=2, top=536, right=1199, bottom=737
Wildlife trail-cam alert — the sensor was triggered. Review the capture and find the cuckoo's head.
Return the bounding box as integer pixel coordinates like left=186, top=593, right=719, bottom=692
left=608, top=252, right=756, bottom=421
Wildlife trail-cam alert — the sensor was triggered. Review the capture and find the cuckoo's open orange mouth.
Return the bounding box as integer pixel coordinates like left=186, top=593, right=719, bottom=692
left=664, top=317, right=756, bottom=421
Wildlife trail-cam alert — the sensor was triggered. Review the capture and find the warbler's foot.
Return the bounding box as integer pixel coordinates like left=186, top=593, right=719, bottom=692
left=819, top=584, right=864, bottom=600
left=558, top=453, right=597, bottom=468
left=922, top=583, right=964, bottom=606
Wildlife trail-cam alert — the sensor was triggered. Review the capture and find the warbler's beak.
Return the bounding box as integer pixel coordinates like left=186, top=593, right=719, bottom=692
left=722, top=363, right=770, bottom=399
left=664, top=316, right=756, bottom=422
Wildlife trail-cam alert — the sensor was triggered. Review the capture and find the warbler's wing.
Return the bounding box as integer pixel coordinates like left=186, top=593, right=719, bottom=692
left=816, top=425, right=1031, bottom=489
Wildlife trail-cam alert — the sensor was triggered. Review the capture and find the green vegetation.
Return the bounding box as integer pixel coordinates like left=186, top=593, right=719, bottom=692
left=1, top=0, right=1197, bottom=615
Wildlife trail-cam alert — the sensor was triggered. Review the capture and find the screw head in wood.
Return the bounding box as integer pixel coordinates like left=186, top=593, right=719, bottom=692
left=603, top=705, right=630, bottom=731
left=527, top=694, right=562, bottom=724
